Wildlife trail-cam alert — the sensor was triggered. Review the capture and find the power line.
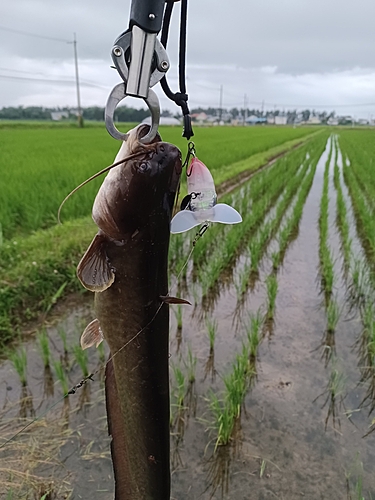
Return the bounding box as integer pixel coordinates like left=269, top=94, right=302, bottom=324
left=0, top=66, right=106, bottom=87
left=0, top=24, right=70, bottom=43
left=0, top=73, right=108, bottom=89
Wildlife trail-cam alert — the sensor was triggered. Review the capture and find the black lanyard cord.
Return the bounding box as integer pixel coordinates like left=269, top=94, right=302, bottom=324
left=160, top=0, right=194, bottom=140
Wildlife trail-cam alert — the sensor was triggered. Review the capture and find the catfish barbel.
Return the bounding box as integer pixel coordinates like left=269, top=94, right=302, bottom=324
left=77, top=124, right=182, bottom=499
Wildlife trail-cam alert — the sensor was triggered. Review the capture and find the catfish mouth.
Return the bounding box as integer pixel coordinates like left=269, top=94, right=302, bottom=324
left=137, top=123, right=162, bottom=145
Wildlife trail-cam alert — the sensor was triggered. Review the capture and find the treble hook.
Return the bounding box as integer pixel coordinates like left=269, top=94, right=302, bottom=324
left=105, top=83, right=160, bottom=144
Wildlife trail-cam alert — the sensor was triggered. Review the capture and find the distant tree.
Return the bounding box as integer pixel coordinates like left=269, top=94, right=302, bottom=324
left=301, top=109, right=310, bottom=122
left=114, top=106, right=149, bottom=122
left=83, top=107, right=105, bottom=121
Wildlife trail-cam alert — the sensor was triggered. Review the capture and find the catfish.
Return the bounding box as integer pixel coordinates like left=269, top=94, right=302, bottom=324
left=77, top=124, right=182, bottom=499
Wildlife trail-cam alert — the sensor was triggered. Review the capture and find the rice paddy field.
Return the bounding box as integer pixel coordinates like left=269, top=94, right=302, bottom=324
left=2, top=123, right=375, bottom=499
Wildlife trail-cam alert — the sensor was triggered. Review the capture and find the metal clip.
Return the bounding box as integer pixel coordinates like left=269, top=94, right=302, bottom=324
left=105, top=27, right=170, bottom=144
left=105, top=83, right=160, bottom=144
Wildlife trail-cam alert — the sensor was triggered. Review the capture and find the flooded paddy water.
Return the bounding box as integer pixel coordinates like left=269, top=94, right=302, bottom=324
left=2, top=133, right=375, bottom=499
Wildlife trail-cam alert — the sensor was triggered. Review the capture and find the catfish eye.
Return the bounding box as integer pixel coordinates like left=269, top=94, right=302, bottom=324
left=138, top=162, right=151, bottom=173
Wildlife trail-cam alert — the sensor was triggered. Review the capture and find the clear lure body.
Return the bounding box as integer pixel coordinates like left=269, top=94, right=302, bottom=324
left=170, top=157, right=242, bottom=234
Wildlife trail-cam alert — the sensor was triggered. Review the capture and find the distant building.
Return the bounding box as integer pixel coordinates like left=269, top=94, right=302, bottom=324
left=142, top=116, right=181, bottom=126
left=327, top=117, right=339, bottom=126
left=275, top=115, right=287, bottom=125
left=357, top=118, right=369, bottom=126
left=191, top=112, right=208, bottom=123
left=50, top=111, right=69, bottom=121
left=307, top=116, right=322, bottom=125
left=246, top=115, right=267, bottom=125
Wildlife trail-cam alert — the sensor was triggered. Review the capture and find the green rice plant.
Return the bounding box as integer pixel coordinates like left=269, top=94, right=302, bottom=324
left=266, top=274, right=278, bottom=320
left=206, top=317, right=218, bottom=352
left=249, top=236, right=262, bottom=272
left=360, top=303, right=375, bottom=369
left=245, top=310, right=263, bottom=361
left=57, top=327, right=68, bottom=355
left=208, top=392, right=234, bottom=449
left=234, top=257, right=252, bottom=298
left=345, top=452, right=373, bottom=500
left=52, top=358, right=69, bottom=395
left=174, top=305, right=183, bottom=331
left=333, top=154, right=352, bottom=271
left=209, top=347, right=255, bottom=448
left=271, top=250, right=280, bottom=271
left=8, top=347, right=27, bottom=386
left=321, top=247, right=335, bottom=297
left=73, top=345, right=89, bottom=378
left=184, top=345, right=197, bottom=384
left=349, top=258, right=370, bottom=306
left=171, top=363, right=186, bottom=410
left=37, top=328, right=50, bottom=368
left=326, top=299, right=340, bottom=334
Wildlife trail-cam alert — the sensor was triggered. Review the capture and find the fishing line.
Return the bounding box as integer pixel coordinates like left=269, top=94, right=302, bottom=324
left=57, top=150, right=148, bottom=224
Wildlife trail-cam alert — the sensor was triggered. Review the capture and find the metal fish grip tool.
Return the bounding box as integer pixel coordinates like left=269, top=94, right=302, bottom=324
left=105, top=0, right=194, bottom=144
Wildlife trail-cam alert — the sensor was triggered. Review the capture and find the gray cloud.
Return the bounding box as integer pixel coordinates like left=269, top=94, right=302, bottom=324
left=0, top=0, right=374, bottom=117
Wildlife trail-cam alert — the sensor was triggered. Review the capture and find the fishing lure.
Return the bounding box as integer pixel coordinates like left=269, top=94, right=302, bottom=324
left=170, top=156, right=242, bottom=234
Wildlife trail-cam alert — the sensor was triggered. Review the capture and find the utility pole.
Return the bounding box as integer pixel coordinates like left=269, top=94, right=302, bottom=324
left=219, top=84, right=223, bottom=122
left=73, top=33, right=83, bottom=127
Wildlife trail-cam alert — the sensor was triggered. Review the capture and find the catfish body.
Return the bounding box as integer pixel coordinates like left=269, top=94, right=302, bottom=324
left=77, top=125, right=182, bottom=499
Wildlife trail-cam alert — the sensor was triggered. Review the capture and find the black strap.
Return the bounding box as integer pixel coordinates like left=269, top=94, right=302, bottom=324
left=161, top=0, right=194, bottom=140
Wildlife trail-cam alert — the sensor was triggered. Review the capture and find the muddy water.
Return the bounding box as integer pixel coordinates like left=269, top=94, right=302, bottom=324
left=2, top=137, right=375, bottom=499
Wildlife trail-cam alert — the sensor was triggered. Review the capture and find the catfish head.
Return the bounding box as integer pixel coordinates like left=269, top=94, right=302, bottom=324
left=93, top=124, right=182, bottom=241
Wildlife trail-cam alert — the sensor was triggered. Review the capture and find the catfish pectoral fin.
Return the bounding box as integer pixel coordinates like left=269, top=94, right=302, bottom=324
left=160, top=295, right=192, bottom=305
left=77, top=233, right=115, bottom=292
left=80, top=318, right=104, bottom=349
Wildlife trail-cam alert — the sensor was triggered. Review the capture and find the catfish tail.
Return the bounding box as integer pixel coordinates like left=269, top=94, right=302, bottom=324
left=105, top=358, right=133, bottom=499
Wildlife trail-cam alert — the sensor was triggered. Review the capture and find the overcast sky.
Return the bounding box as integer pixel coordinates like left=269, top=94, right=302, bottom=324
left=1, top=0, right=375, bottom=118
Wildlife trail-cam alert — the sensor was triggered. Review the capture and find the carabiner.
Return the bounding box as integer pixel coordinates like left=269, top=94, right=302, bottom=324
left=104, top=83, right=160, bottom=144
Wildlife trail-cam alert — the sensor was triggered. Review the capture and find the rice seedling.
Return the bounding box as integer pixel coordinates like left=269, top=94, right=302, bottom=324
left=326, top=299, right=340, bottom=334
left=234, top=257, right=252, bottom=299
left=37, top=328, right=50, bottom=368
left=208, top=392, right=234, bottom=449
left=206, top=317, right=218, bottom=352
left=271, top=250, right=280, bottom=271
left=52, top=358, right=69, bottom=395
left=171, top=364, right=186, bottom=411
left=266, top=274, right=278, bottom=321
left=57, top=327, right=69, bottom=355
left=249, top=236, right=262, bottom=273
left=174, top=305, right=183, bottom=331
left=321, top=247, right=335, bottom=297
left=8, top=347, right=28, bottom=386
left=245, top=310, right=263, bottom=361
left=73, top=345, right=89, bottom=378
left=184, top=345, right=197, bottom=384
